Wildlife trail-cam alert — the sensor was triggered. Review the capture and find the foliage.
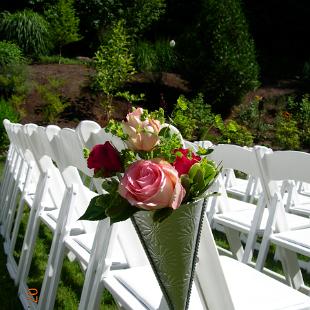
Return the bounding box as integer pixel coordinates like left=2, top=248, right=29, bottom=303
left=44, top=0, right=81, bottom=58
left=36, top=78, right=68, bottom=122
left=76, top=0, right=165, bottom=40
left=214, top=117, right=254, bottom=146
left=0, top=98, right=20, bottom=150
left=125, top=0, right=166, bottom=37
left=287, top=94, right=310, bottom=148
left=236, top=95, right=270, bottom=140
left=0, top=41, right=25, bottom=67
left=116, top=91, right=145, bottom=104
left=38, top=55, right=88, bottom=65
left=0, top=64, right=28, bottom=100
left=180, top=0, right=259, bottom=112
left=274, top=112, right=300, bottom=150
left=171, top=93, right=216, bottom=141
left=134, top=39, right=177, bottom=72
left=0, top=10, right=51, bottom=57
left=94, top=20, right=136, bottom=97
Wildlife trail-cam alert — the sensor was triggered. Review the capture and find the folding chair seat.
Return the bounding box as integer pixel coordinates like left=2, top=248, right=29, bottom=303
left=101, top=207, right=310, bottom=310
left=284, top=180, right=310, bottom=217
left=222, top=167, right=262, bottom=203
left=254, top=150, right=310, bottom=290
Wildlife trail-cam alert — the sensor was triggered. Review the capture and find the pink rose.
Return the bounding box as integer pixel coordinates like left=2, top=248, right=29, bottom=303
left=87, top=142, right=122, bottom=176
left=122, top=108, right=161, bottom=151
left=173, top=148, right=201, bottom=176
left=118, top=159, right=186, bottom=210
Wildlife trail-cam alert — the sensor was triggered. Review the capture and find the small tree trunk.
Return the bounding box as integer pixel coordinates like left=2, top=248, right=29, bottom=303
left=59, top=47, right=62, bottom=64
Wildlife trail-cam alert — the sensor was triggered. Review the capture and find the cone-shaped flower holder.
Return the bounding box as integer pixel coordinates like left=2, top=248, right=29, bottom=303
left=131, top=200, right=206, bottom=310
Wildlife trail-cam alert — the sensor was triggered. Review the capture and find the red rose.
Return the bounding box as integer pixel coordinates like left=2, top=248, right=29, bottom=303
left=87, top=142, right=122, bottom=176
left=173, top=148, right=201, bottom=176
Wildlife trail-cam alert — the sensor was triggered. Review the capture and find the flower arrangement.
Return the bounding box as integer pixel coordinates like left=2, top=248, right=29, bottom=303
left=80, top=107, right=220, bottom=223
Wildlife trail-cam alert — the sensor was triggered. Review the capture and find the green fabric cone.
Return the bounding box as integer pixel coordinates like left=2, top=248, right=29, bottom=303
left=131, top=201, right=206, bottom=310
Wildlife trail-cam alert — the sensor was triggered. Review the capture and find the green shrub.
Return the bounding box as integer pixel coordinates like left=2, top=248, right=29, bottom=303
left=274, top=112, right=300, bottom=150
left=287, top=94, right=310, bottom=148
left=36, top=78, right=68, bottom=123
left=237, top=95, right=271, bottom=140
left=94, top=20, right=136, bottom=97
left=125, top=0, right=166, bottom=36
left=0, top=64, right=28, bottom=100
left=183, top=0, right=260, bottom=112
left=171, top=93, right=216, bottom=141
left=44, top=0, right=81, bottom=58
left=0, top=10, right=51, bottom=57
left=134, top=39, right=177, bottom=72
left=134, top=41, right=158, bottom=72
left=76, top=0, right=165, bottom=40
left=0, top=98, right=20, bottom=150
left=214, top=116, right=254, bottom=146
left=0, top=41, right=25, bottom=66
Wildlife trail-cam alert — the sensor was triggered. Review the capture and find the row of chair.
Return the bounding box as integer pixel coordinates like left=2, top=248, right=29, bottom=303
left=1, top=119, right=310, bottom=309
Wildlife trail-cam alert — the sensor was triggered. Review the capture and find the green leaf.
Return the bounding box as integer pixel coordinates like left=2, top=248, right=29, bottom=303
left=83, top=147, right=90, bottom=159
left=94, top=169, right=104, bottom=178
left=101, top=177, right=119, bottom=193
left=193, top=168, right=205, bottom=192
left=106, top=196, right=140, bottom=224
left=153, top=208, right=173, bottom=223
left=188, top=163, right=201, bottom=180
left=78, top=195, right=109, bottom=221
left=158, top=126, right=171, bottom=138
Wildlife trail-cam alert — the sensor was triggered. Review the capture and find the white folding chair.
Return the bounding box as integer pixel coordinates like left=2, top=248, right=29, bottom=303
left=208, top=144, right=310, bottom=265
left=255, top=149, right=310, bottom=291
left=0, top=122, right=32, bottom=231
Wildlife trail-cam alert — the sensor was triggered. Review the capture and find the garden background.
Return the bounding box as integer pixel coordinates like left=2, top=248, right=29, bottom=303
left=0, top=0, right=310, bottom=308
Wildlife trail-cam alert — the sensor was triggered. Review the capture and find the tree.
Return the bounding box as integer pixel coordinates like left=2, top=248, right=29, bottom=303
left=45, top=0, right=81, bottom=60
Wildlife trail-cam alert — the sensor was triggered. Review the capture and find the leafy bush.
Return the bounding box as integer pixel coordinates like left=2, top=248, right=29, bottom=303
left=134, top=40, right=177, bottom=72
left=0, top=41, right=25, bottom=66
left=214, top=116, right=254, bottom=146
left=125, top=0, right=166, bottom=36
left=274, top=112, right=300, bottom=150
left=171, top=93, right=216, bottom=141
left=287, top=94, right=310, bottom=148
left=236, top=95, right=270, bottom=140
left=0, top=10, right=51, bottom=57
left=0, top=98, right=20, bottom=150
left=94, top=20, right=136, bottom=97
left=36, top=78, right=68, bottom=122
left=44, top=0, right=81, bottom=58
left=182, top=0, right=260, bottom=112
left=76, top=0, right=165, bottom=40
left=0, top=64, right=28, bottom=100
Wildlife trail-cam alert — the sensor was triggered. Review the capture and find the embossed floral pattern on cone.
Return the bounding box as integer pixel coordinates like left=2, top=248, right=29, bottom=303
left=131, top=200, right=206, bottom=310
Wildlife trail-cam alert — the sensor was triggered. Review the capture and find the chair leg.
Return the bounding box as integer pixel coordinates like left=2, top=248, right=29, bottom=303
left=278, top=247, right=304, bottom=290
left=38, top=239, right=67, bottom=310
left=223, top=227, right=244, bottom=261
left=15, top=174, right=47, bottom=285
